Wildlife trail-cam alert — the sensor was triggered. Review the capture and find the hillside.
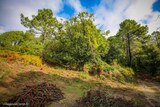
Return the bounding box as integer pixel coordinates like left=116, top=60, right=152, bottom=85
left=0, top=51, right=160, bottom=107
left=0, top=7, right=160, bottom=107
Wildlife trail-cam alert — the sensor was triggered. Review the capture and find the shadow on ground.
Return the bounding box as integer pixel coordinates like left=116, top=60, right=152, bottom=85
left=0, top=71, right=159, bottom=107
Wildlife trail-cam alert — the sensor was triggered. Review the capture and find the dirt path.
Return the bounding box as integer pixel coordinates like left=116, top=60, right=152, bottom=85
left=137, top=80, right=160, bottom=107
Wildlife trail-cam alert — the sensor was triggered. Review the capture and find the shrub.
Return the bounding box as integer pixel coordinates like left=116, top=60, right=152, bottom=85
left=21, top=55, right=42, bottom=66
left=79, top=72, right=89, bottom=79
left=0, top=31, right=44, bottom=56
left=18, top=40, right=44, bottom=56
left=88, top=60, right=114, bottom=76
left=0, top=67, right=11, bottom=85
left=0, top=50, right=21, bottom=61
left=99, top=75, right=106, bottom=80
left=110, top=61, right=135, bottom=82
left=0, top=50, right=43, bottom=66
left=84, top=59, right=135, bottom=82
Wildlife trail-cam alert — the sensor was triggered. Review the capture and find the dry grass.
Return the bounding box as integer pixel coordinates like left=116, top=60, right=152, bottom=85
left=0, top=51, right=159, bottom=106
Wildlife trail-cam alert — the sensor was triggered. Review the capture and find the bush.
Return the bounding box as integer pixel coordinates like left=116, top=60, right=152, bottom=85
left=0, top=31, right=44, bottom=56
left=42, top=41, right=75, bottom=67
left=0, top=31, right=24, bottom=51
left=79, top=72, right=89, bottom=79
left=0, top=50, right=21, bottom=61
left=86, top=59, right=135, bottom=82
left=18, top=40, right=44, bottom=56
left=21, top=55, right=43, bottom=66
left=0, top=50, right=43, bottom=66
left=88, top=60, right=114, bottom=76
left=0, top=67, right=11, bottom=85
left=110, top=61, right=135, bottom=82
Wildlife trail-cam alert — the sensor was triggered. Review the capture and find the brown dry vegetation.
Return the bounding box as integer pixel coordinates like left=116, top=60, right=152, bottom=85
left=0, top=52, right=160, bottom=107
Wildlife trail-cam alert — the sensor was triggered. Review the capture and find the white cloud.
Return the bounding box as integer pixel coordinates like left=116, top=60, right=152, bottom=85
left=147, top=12, right=160, bottom=33
left=34, top=0, right=64, bottom=14
left=93, top=0, right=160, bottom=36
left=0, top=0, right=64, bottom=32
left=94, top=0, right=132, bottom=36
left=124, top=0, right=155, bottom=21
left=0, top=26, right=5, bottom=33
left=0, top=0, right=159, bottom=35
left=124, top=0, right=160, bottom=34
left=66, top=0, right=86, bottom=14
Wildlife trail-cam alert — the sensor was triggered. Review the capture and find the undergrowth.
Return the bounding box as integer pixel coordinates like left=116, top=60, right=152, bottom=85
left=0, top=50, right=136, bottom=83
left=0, top=50, right=42, bottom=66
left=0, top=68, right=10, bottom=85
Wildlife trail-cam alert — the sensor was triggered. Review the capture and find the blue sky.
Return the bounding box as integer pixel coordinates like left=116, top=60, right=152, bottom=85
left=0, top=0, right=160, bottom=36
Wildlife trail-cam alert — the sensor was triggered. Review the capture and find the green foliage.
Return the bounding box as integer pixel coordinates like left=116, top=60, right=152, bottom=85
left=94, top=60, right=135, bottom=82
left=103, top=36, right=126, bottom=65
left=117, top=19, right=148, bottom=67
left=104, top=19, right=160, bottom=77
left=0, top=31, right=44, bottom=55
left=0, top=31, right=24, bottom=50
left=88, top=59, right=110, bottom=76
left=99, top=75, right=106, bottom=80
left=141, top=43, right=160, bottom=76
left=79, top=72, right=89, bottom=79
left=113, top=62, right=135, bottom=82
left=130, top=31, right=160, bottom=76
left=151, top=31, right=160, bottom=48
left=43, top=40, right=74, bottom=67
left=1, top=8, right=159, bottom=78
left=43, top=12, right=109, bottom=71
left=21, top=8, right=62, bottom=43
left=19, top=38, right=44, bottom=55
left=64, top=77, right=97, bottom=96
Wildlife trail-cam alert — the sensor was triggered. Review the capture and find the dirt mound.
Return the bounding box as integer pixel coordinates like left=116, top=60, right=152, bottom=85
left=7, top=82, right=64, bottom=107
left=74, top=89, right=135, bottom=107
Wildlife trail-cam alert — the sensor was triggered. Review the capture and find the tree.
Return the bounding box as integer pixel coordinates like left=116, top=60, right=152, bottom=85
left=43, top=12, right=109, bottom=71
left=141, top=43, right=160, bottom=76
left=21, top=8, right=62, bottom=43
left=104, top=36, right=125, bottom=65
left=0, top=31, right=24, bottom=50
left=0, top=31, right=43, bottom=55
left=19, top=32, right=44, bottom=55
left=112, top=20, right=159, bottom=75
left=139, top=31, right=160, bottom=76
left=117, top=19, right=148, bottom=67
left=151, top=31, right=160, bottom=48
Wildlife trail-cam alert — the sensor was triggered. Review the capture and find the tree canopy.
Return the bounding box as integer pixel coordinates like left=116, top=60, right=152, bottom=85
left=0, top=31, right=43, bottom=55
left=21, top=9, right=62, bottom=43
left=43, top=12, right=109, bottom=71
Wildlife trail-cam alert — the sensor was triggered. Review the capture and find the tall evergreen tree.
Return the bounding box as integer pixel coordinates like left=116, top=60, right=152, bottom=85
left=21, top=8, right=62, bottom=43
left=117, top=19, right=148, bottom=67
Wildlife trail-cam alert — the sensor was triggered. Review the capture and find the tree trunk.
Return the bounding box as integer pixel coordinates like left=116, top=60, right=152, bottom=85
left=127, top=34, right=132, bottom=67
left=42, top=32, right=46, bottom=44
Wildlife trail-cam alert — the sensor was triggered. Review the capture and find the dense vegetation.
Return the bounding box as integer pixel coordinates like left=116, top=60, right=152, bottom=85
left=0, top=8, right=160, bottom=77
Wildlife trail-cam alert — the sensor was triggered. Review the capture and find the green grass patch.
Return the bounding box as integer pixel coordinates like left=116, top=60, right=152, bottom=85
left=64, top=78, right=99, bottom=97
left=78, top=72, right=89, bottom=79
